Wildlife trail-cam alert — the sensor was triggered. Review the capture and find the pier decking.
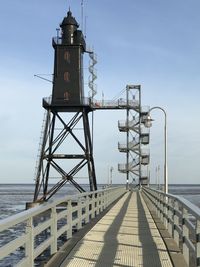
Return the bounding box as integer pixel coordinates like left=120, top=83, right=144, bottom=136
left=45, top=191, right=182, bottom=267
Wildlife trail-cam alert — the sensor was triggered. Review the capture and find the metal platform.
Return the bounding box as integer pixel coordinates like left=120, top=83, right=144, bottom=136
left=42, top=97, right=140, bottom=111
left=49, top=191, right=173, bottom=267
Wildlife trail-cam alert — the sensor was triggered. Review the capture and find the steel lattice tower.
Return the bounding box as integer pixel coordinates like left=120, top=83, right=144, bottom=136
left=33, top=10, right=97, bottom=202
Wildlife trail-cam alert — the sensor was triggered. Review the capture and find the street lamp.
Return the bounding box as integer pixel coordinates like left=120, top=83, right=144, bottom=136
left=145, top=106, right=168, bottom=194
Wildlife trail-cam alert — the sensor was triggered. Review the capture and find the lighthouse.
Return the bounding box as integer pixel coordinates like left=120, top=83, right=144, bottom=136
left=33, top=10, right=97, bottom=202
left=52, top=10, right=86, bottom=107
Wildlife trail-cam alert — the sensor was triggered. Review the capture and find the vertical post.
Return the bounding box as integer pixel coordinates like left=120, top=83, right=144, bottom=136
left=182, top=208, right=189, bottom=265
left=126, top=85, right=129, bottom=190
left=96, top=193, right=100, bottom=215
left=167, top=198, right=173, bottom=236
left=81, top=0, right=84, bottom=31
left=99, top=192, right=103, bottom=213
left=91, top=193, right=95, bottom=218
left=155, top=166, right=158, bottom=189
left=174, top=200, right=180, bottom=247
left=105, top=189, right=108, bottom=208
left=196, top=220, right=200, bottom=267
left=43, top=114, right=56, bottom=199
left=110, top=166, right=113, bottom=185
left=155, top=190, right=159, bottom=217
left=82, top=109, right=97, bottom=191
left=107, top=165, right=110, bottom=186
left=160, top=194, right=164, bottom=223
left=25, top=218, right=34, bottom=266
left=77, top=198, right=82, bottom=230
left=85, top=195, right=90, bottom=224
left=158, top=193, right=162, bottom=220
left=154, top=191, right=158, bottom=209
left=158, top=165, right=160, bottom=190
left=51, top=207, right=57, bottom=255
left=164, top=112, right=168, bottom=194
left=163, top=194, right=168, bottom=228
left=102, top=191, right=105, bottom=210
left=67, top=200, right=72, bottom=239
left=34, top=110, right=51, bottom=202
left=107, top=189, right=111, bottom=206
left=148, top=167, right=150, bottom=186
left=138, top=85, right=142, bottom=189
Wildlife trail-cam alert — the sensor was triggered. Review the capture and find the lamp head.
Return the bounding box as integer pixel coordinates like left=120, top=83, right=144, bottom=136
left=144, top=114, right=154, bottom=128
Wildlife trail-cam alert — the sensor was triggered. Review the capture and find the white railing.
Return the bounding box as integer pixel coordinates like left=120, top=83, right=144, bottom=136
left=0, top=186, right=126, bottom=267
left=118, top=140, right=139, bottom=152
left=118, top=118, right=139, bottom=131
left=118, top=141, right=150, bottom=155
left=91, top=98, right=139, bottom=109
left=42, top=96, right=139, bottom=110
left=142, top=187, right=200, bottom=267
left=118, top=160, right=139, bottom=172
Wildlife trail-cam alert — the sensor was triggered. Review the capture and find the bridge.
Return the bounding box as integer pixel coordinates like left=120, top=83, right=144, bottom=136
left=1, top=186, right=200, bottom=267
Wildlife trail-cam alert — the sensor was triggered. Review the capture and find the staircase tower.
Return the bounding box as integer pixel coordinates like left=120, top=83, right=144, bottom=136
left=118, top=85, right=150, bottom=187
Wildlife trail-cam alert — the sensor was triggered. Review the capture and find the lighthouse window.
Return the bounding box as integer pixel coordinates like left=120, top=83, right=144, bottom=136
left=64, top=91, right=69, bottom=101
left=70, top=33, right=73, bottom=44
left=64, top=72, right=70, bottom=82
left=64, top=51, right=70, bottom=62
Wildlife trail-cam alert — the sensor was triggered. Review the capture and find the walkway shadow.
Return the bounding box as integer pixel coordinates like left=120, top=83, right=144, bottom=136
left=137, top=192, right=163, bottom=267
left=94, top=192, right=132, bottom=267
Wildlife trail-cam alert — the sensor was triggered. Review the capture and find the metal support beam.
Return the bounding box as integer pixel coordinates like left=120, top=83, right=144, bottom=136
left=33, top=108, right=97, bottom=202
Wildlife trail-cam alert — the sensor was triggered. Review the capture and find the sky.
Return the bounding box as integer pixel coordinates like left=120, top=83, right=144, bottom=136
left=0, top=0, right=200, bottom=185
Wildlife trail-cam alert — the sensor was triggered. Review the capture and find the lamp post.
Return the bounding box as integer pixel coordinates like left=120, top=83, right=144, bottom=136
left=110, top=166, right=114, bottom=185
left=145, top=106, right=168, bottom=194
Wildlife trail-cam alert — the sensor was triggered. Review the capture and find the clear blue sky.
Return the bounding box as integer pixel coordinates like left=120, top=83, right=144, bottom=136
left=0, top=0, right=200, bottom=184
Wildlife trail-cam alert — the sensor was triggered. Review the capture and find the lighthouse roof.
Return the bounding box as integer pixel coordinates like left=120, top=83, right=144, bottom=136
left=60, top=10, right=79, bottom=28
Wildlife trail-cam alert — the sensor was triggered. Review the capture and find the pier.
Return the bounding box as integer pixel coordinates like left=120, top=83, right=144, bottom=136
left=0, top=6, right=199, bottom=267
left=45, top=191, right=176, bottom=267
left=1, top=186, right=199, bottom=267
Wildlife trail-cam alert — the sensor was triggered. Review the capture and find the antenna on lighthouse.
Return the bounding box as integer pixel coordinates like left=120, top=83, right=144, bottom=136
left=81, top=0, right=84, bottom=31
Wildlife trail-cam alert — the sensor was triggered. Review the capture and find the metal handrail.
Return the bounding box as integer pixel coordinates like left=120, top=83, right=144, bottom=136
left=0, top=186, right=126, bottom=267
left=42, top=96, right=140, bottom=109
left=143, top=187, right=200, bottom=219
left=142, top=186, right=200, bottom=266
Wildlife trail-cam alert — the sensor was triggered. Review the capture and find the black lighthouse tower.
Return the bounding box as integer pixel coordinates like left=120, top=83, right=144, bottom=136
left=33, top=10, right=97, bottom=202
left=52, top=10, right=85, bottom=107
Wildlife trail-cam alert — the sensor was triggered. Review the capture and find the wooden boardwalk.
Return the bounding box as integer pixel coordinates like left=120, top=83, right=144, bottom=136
left=46, top=191, right=180, bottom=267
